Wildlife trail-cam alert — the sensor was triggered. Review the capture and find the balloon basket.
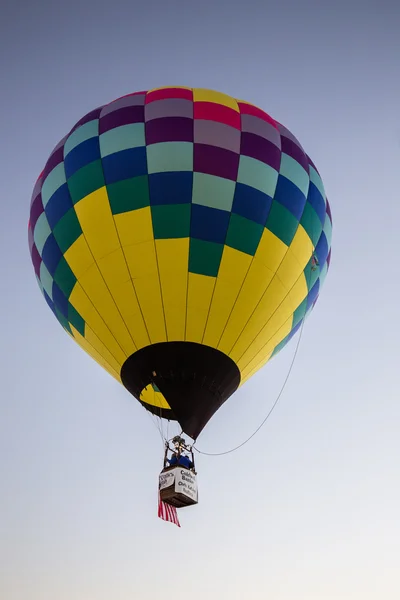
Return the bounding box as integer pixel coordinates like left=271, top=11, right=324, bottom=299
left=159, top=466, right=198, bottom=508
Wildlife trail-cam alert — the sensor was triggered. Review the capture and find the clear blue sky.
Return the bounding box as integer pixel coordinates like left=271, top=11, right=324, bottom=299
left=1, top=1, right=400, bottom=598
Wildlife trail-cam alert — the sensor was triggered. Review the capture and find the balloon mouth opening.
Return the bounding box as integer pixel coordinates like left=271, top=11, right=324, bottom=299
left=120, top=341, right=241, bottom=440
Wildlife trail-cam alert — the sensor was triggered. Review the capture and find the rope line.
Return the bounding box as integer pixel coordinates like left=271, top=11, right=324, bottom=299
left=192, top=310, right=306, bottom=457
left=192, top=199, right=319, bottom=457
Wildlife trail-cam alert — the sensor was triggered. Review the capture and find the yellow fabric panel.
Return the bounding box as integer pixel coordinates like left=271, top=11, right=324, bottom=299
left=227, top=229, right=310, bottom=367
left=123, top=239, right=166, bottom=344
left=287, top=272, right=309, bottom=313
left=236, top=276, right=307, bottom=379
left=74, top=187, right=120, bottom=260
left=240, top=350, right=273, bottom=386
left=276, top=226, right=313, bottom=292
left=133, top=276, right=166, bottom=344
left=96, top=248, right=149, bottom=349
left=77, top=262, right=136, bottom=356
left=218, top=257, right=276, bottom=355
left=203, top=247, right=252, bottom=348
left=275, top=248, right=304, bottom=293
left=140, top=385, right=171, bottom=410
left=69, top=325, right=121, bottom=382
left=83, top=326, right=122, bottom=375
left=64, top=234, right=94, bottom=279
left=96, top=247, right=135, bottom=295
left=239, top=318, right=292, bottom=376
left=289, top=224, right=314, bottom=265
left=155, top=238, right=189, bottom=341
left=69, top=281, right=127, bottom=365
left=233, top=273, right=308, bottom=371
left=106, top=279, right=150, bottom=350
left=124, top=240, right=157, bottom=279
left=115, top=207, right=165, bottom=344
left=256, top=228, right=288, bottom=271
left=114, top=206, right=154, bottom=247
left=186, top=273, right=216, bottom=343
left=229, top=276, right=287, bottom=363
left=237, top=305, right=293, bottom=371
left=193, top=89, right=239, bottom=111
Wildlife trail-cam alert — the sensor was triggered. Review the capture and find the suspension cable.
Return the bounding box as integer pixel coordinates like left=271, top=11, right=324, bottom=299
left=193, top=196, right=320, bottom=458
left=192, top=307, right=306, bottom=456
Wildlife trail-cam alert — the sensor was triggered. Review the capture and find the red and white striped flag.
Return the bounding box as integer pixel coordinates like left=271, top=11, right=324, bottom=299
left=158, top=495, right=180, bottom=527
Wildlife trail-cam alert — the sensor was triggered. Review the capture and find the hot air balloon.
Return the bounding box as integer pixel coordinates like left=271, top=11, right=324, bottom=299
left=28, top=87, right=332, bottom=509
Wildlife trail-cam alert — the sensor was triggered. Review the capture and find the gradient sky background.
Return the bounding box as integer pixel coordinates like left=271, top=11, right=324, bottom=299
left=1, top=1, right=400, bottom=598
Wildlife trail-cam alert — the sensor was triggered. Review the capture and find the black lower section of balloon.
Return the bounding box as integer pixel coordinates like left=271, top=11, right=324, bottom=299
left=120, top=342, right=241, bottom=440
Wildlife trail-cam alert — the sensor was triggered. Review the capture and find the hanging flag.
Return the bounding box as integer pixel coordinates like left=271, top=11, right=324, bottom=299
left=158, top=495, right=181, bottom=527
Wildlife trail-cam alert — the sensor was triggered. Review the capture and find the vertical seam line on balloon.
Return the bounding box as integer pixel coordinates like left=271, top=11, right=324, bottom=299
left=213, top=117, right=285, bottom=354
left=77, top=127, right=138, bottom=352
left=235, top=266, right=308, bottom=370
left=184, top=89, right=195, bottom=343
left=229, top=251, right=307, bottom=364
left=94, top=107, right=147, bottom=351
left=66, top=326, right=121, bottom=380
left=96, top=104, right=153, bottom=349
left=144, top=93, right=168, bottom=343
left=41, top=129, right=130, bottom=366
left=234, top=153, right=323, bottom=367
left=222, top=134, right=313, bottom=360
left=210, top=104, right=267, bottom=351
left=200, top=97, right=243, bottom=346
left=245, top=187, right=325, bottom=369
left=57, top=127, right=130, bottom=363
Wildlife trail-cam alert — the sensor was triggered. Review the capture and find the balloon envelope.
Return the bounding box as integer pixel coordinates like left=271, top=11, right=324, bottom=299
left=28, top=87, right=332, bottom=439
